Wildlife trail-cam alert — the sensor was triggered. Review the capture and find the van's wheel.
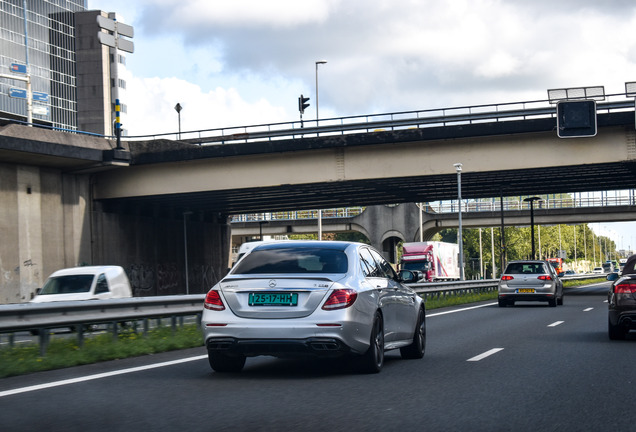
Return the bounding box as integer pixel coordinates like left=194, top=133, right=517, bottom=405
left=208, top=351, right=246, bottom=372
left=356, top=312, right=384, bottom=373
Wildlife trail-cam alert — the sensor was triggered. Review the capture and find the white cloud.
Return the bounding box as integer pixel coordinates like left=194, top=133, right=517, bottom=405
left=123, top=76, right=288, bottom=136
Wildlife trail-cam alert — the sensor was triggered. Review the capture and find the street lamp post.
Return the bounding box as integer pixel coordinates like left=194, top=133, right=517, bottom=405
left=315, top=60, right=327, bottom=126
left=524, top=197, right=542, bottom=259
left=315, top=60, right=327, bottom=240
left=174, top=103, right=182, bottom=140
left=454, top=163, right=464, bottom=280
left=182, top=211, right=193, bottom=294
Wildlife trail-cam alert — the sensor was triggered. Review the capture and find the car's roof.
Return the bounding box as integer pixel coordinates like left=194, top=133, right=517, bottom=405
left=507, top=260, right=547, bottom=264
left=253, top=240, right=362, bottom=252
left=49, top=266, right=124, bottom=277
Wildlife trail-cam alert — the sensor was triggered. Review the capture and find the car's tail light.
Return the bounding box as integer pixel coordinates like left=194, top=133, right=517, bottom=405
left=538, top=275, right=553, bottom=281
left=204, top=290, right=225, bottom=310
left=501, top=275, right=514, bottom=281
left=322, top=289, right=357, bottom=310
left=615, top=283, right=636, bottom=294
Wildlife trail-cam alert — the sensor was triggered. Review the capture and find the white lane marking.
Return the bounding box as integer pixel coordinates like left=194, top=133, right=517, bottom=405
left=0, top=354, right=207, bottom=398
left=427, top=302, right=497, bottom=317
left=467, top=348, right=504, bottom=362
left=548, top=321, right=564, bottom=327
left=583, top=307, right=593, bottom=312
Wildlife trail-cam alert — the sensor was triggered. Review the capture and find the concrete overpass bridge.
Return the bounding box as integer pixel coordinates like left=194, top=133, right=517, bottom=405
left=2, top=92, right=636, bottom=302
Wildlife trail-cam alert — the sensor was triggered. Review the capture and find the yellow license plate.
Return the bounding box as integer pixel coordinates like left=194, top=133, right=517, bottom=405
left=517, top=289, right=535, bottom=293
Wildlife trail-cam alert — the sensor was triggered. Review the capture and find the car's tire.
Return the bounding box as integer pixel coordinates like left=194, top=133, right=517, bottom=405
left=548, top=297, right=557, bottom=307
left=498, top=298, right=507, bottom=307
left=401, top=307, right=426, bottom=359
left=608, top=318, right=627, bottom=340
left=557, top=293, right=564, bottom=306
left=208, top=351, right=246, bottom=372
left=357, top=311, right=384, bottom=373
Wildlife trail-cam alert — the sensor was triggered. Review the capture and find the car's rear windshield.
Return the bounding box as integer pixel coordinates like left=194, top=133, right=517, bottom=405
left=39, top=275, right=95, bottom=295
left=232, top=247, right=348, bottom=274
left=504, top=263, right=546, bottom=274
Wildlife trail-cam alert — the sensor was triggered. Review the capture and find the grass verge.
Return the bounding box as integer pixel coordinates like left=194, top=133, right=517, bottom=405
left=0, top=324, right=204, bottom=379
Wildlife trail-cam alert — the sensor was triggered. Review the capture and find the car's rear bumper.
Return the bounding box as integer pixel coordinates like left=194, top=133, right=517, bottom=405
left=206, top=336, right=354, bottom=358
left=608, top=309, right=636, bottom=329
left=498, top=293, right=556, bottom=302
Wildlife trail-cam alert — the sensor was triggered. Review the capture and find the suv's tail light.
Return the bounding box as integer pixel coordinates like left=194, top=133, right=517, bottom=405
left=615, top=283, right=636, bottom=294
left=322, top=289, right=357, bottom=310
left=538, top=275, right=553, bottom=281
left=204, top=290, right=226, bottom=310
left=501, top=275, right=514, bottom=281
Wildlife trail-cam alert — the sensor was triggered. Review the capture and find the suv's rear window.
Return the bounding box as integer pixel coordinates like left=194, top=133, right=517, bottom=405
left=505, top=263, right=546, bottom=274
left=232, top=247, right=348, bottom=274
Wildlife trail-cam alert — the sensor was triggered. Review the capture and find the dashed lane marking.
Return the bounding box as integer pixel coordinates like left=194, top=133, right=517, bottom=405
left=467, top=348, right=504, bottom=362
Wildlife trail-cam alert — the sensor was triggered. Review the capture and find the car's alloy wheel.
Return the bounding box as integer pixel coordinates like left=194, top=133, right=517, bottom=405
left=208, top=351, right=246, bottom=372
left=400, top=307, right=426, bottom=359
left=357, top=312, right=384, bottom=373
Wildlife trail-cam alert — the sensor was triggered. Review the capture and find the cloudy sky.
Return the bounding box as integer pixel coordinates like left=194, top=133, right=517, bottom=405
left=87, top=0, right=636, bottom=250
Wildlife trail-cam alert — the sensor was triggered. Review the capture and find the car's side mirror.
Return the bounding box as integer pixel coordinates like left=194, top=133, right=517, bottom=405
left=607, top=273, right=619, bottom=281
left=399, top=270, right=417, bottom=283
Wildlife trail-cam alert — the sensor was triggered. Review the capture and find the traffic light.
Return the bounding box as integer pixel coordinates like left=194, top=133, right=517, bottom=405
left=298, top=95, right=310, bottom=114
left=556, top=100, right=597, bottom=138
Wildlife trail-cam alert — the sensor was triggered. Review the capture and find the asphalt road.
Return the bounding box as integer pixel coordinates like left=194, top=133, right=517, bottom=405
left=1, top=281, right=634, bottom=432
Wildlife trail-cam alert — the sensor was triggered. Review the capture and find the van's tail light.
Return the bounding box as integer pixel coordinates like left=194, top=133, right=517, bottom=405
left=501, top=275, right=514, bottom=281
left=204, top=290, right=225, bottom=310
left=538, top=275, right=553, bottom=281
left=322, top=289, right=357, bottom=310
left=615, top=283, right=636, bottom=294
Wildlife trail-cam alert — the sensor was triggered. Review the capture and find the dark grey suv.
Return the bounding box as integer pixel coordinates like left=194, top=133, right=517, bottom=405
left=607, top=254, right=636, bottom=340
left=498, top=260, right=564, bottom=307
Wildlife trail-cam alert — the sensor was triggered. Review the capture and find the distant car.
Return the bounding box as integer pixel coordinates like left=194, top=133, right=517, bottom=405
left=607, top=254, right=636, bottom=340
left=564, top=269, right=575, bottom=275
left=202, top=241, right=426, bottom=373
left=593, top=267, right=604, bottom=274
left=498, top=260, right=564, bottom=307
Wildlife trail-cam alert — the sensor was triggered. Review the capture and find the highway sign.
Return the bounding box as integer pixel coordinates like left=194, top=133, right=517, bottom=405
left=9, top=88, right=26, bottom=99
left=10, top=63, right=27, bottom=74
left=33, top=105, right=49, bottom=116
left=32, top=91, right=49, bottom=102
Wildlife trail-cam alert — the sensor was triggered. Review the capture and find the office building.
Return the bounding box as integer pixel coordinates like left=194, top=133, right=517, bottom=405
left=0, top=0, right=131, bottom=135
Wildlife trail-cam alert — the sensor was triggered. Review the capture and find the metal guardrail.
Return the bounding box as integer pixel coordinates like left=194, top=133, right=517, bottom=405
left=0, top=275, right=605, bottom=355
left=0, top=295, right=205, bottom=355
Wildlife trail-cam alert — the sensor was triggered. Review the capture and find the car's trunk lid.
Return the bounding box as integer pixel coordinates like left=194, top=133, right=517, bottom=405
left=219, top=275, right=341, bottom=319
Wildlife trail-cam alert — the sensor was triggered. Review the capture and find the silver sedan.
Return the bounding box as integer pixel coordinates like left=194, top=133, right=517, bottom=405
left=202, top=241, right=426, bottom=373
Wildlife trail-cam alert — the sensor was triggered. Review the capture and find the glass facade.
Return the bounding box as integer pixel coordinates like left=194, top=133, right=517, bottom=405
left=0, top=0, right=86, bottom=130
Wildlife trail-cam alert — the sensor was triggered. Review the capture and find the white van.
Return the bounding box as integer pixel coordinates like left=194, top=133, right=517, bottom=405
left=30, top=266, right=132, bottom=303
left=233, top=240, right=284, bottom=266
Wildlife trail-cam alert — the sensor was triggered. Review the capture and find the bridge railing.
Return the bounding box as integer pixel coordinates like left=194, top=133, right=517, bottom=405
left=121, top=93, right=634, bottom=144
left=231, top=206, right=366, bottom=222
left=230, top=190, right=636, bottom=223
left=431, top=190, right=636, bottom=213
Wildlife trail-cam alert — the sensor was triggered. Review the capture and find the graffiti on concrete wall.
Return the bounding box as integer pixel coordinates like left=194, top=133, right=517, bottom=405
left=127, top=263, right=156, bottom=296
left=127, top=262, right=222, bottom=296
